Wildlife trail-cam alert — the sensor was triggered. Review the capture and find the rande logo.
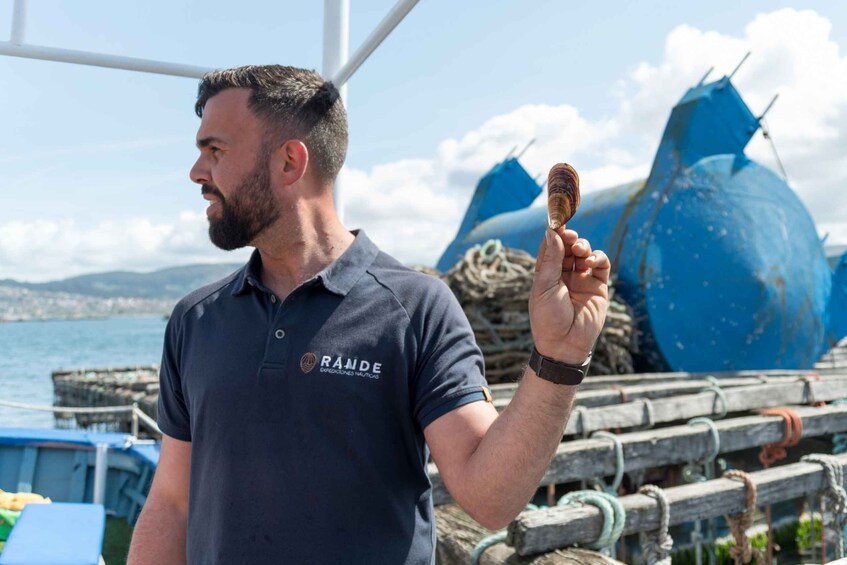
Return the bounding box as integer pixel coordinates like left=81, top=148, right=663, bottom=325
left=300, top=352, right=317, bottom=374
left=318, top=355, right=382, bottom=380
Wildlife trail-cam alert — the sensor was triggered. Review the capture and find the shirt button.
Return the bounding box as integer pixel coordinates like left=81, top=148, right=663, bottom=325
left=270, top=295, right=277, bottom=304
left=274, top=329, right=286, bottom=339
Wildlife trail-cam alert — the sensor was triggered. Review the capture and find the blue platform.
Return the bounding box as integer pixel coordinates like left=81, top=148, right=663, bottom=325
left=0, top=503, right=105, bottom=565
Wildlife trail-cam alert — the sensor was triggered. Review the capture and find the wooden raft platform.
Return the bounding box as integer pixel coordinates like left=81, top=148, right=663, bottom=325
left=51, top=365, right=159, bottom=431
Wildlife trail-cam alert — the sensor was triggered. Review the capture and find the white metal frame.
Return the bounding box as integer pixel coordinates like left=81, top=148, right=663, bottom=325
left=0, top=0, right=421, bottom=215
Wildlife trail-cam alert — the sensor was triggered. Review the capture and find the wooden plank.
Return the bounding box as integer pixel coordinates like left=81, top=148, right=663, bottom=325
left=560, top=378, right=847, bottom=434
left=430, top=404, right=847, bottom=506
left=490, top=369, right=846, bottom=396
left=507, top=453, right=847, bottom=555
left=435, top=504, right=624, bottom=565
left=490, top=375, right=813, bottom=408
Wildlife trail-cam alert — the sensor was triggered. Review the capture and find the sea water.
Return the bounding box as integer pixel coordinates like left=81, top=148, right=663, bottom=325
left=0, top=317, right=167, bottom=428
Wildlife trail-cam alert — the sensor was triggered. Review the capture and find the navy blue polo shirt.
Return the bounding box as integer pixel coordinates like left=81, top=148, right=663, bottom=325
left=157, top=231, right=490, bottom=564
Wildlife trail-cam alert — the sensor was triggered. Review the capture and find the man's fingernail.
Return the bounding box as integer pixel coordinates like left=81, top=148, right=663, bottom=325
left=590, top=254, right=597, bottom=261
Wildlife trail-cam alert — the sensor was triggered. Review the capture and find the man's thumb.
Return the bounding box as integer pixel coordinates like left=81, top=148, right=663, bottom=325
left=534, top=229, right=565, bottom=289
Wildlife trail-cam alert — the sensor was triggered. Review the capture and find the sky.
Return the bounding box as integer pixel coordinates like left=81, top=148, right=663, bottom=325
left=1, top=0, right=846, bottom=281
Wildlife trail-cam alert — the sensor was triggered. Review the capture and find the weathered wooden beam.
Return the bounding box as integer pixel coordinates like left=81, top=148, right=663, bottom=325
left=562, top=378, right=847, bottom=434
left=430, top=404, right=847, bottom=506
left=490, top=375, right=815, bottom=408
left=490, top=368, right=845, bottom=396
left=507, top=453, right=847, bottom=556
left=435, top=504, right=624, bottom=565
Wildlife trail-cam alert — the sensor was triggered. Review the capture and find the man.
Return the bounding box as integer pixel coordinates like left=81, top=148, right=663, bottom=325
left=128, top=65, right=610, bottom=565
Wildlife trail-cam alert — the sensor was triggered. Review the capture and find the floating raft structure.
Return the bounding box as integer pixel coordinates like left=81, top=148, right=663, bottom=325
left=51, top=366, right=159, bottom=434
left=435, top=368, right=847, bottom=563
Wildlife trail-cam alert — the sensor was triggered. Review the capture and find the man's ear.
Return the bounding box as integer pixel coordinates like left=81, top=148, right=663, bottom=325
left=276, top=139, right=309, bottom=186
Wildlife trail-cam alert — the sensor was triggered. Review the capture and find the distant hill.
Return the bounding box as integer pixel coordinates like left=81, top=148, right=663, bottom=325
left=0, top=263, right=243, bottom=300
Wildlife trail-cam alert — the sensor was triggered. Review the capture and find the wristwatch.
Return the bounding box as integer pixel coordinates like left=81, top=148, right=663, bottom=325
left=528, top=346, right=592, bottom=385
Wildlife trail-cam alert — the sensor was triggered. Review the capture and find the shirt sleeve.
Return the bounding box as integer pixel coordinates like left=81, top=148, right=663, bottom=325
left=412, top=279, right=491, bottom=430
left=157, top=311, right=192, bottom=441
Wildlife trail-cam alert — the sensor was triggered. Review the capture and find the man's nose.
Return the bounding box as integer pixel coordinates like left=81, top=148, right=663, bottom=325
left=190, top=156, right=209, bottom=185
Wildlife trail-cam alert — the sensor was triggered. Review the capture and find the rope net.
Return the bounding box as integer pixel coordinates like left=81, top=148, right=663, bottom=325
left=419, top=240, right=636, bottom=383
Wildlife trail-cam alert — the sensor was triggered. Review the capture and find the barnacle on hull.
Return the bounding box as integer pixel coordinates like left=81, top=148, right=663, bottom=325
left=547, top=163, right=580, bottom=230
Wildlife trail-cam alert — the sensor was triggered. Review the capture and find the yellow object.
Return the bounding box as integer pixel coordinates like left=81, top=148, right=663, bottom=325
left=0, top=489, right=51, bottom=511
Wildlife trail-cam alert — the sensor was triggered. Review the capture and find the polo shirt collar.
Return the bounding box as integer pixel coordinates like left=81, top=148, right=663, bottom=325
left=231, top=249, right=264, bottom=296
left=231, top=230, right=379, bottom=297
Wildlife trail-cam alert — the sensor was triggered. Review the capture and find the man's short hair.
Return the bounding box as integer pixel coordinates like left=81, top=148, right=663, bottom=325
left=195, top=65, right=348, bottom=184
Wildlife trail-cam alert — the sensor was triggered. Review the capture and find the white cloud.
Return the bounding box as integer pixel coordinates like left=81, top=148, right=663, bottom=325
left=3, top=8, right=845, bottom=280
left=350, top=7, right=847, bottom=267
left=0, top=212, right=250, bottom=282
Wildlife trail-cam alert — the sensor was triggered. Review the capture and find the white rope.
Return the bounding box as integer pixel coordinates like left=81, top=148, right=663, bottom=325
left=638, top=485, right=673, bottom=565
left=802, top=454, right=847, bottom=559
left=0, top=398, right=161, bottom=435
left=0, top=398, right=133, bottom=414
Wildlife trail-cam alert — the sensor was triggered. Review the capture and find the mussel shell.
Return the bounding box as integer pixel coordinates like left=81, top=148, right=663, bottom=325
left=547, top=163, right=580, bottom=229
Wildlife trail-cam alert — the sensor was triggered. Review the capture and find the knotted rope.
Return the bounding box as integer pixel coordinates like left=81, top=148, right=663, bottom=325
left=638, top=485, right=673, bottom=565
left=683, top=417, right=721, bottom=565
left=801, top=454, right=847, bottom=560
left=470, top=531, right=507, bottom=564
left=469, top=503, right=539, bottom=564
left=557, top=491, right=626, bottom=550
left=684, top=416, right=721, bottom=481
left=702, top=381, right=728, bottom=419
left=591, top=431, right=625, bottom=494
left=758, top=407, right=803, bottom=563
left=723, top=469, right=765, bottom=565
left=758, top=407, right=803, bottom=467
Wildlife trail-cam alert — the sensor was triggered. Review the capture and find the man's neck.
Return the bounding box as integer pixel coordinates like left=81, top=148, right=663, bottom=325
left=252, top=205, right=355, bottom=301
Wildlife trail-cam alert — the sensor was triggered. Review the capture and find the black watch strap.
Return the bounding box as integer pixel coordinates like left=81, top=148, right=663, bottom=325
left=528, top=346, right=591, bottom=385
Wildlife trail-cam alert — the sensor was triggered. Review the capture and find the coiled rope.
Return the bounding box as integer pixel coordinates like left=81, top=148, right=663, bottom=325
left=440, top=240, right=636, bottom=383
left=801, top=454, right=847, bottom=560
left=723, top=469, right=765, bottom=565
left=638, top=485, right=673, bottom=565
left=557, top=491, right=626, bottom=550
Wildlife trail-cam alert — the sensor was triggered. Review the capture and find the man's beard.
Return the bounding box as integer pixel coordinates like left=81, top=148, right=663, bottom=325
left=204, top=148, right=280, bottom=251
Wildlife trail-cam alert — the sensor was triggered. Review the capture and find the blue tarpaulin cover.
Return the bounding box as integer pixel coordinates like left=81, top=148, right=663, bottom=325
left=0, top=503, right=105, bottom=565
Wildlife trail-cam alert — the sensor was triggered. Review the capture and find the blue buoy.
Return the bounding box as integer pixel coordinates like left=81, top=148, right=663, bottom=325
left=438, top=77, right=843, bottom=372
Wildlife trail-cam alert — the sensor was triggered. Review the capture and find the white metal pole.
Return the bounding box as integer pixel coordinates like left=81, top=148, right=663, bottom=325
left=323, top=0, right=350, bottom=222
left=92, top=443, right=108, bottom=505
left=10, top=0, right=26, bottom=45
left=0, top=41, right=211, bottom=78
left=330, top=0, right=419, bottom=88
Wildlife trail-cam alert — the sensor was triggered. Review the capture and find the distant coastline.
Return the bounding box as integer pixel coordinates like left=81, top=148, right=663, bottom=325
left=0, top=262, right=239, bottom=322
left=0, top=313, right=169, bottom=324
